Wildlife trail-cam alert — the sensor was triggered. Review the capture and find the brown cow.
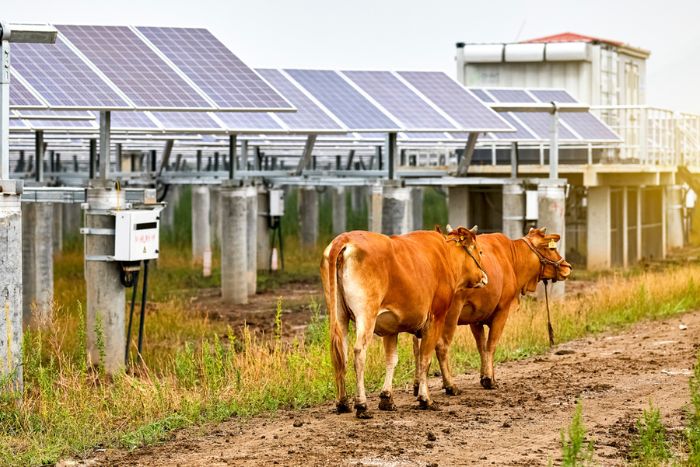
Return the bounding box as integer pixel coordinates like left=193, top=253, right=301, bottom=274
left=321, top=227, right=488, bottom=419
left=413, top=227, right=572, bottom=395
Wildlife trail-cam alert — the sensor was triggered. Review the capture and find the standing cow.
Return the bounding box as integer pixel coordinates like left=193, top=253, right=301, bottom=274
left=413, top=227, right=572, bottom=395
left=321, top=227, right=488, bottom=419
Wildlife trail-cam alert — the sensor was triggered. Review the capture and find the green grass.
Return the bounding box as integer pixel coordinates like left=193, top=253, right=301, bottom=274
left=630, top=403, right=672, bottom=466
left=687, top=351, right=700, bottom=465
left=559, top=400, right=595, bottom=466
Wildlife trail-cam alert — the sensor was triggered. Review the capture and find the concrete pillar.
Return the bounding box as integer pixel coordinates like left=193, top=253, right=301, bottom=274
left=210, top=185, right=221, bottom=247
left=245, top=186, right=258, bottom=295
left=62, top=203, right=81, bottom=243
left=221, top=186, right=248, bottom=304
left=191, top=186, right=211, bottom=264
left=369, top=184, right=383, bottom=233
left=586, top=186, right=611, bottom=270
left=299, top=187, right=318, bottom=248
left=382, top=186, right=412, bottom=236
left=331, top=186, right=347, bottom=235
left=22, top=203, right=54, bottom=327
left=256, top=188, right=271, bottom=271
left=666, top=185, right=684, bottom=251
left=52, top=203, right=63, bottom=253
left=160, top=185, right=181, bottom=231
left=0, top=192, right=23, bottom=391
left=411, top=187, right=424, bottom=231
left=448, top=186, right=470, bottom=228
left=502, top=183, right=525, bottom=239
left=85, top=186, right=126, bottom=374
left=537, top=181, right=567, bottom=299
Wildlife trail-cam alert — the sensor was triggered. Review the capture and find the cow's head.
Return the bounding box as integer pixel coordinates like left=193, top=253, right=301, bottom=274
left=522, top=227, right=572, bottom=292
left=445, top=225, right=488, bottom=288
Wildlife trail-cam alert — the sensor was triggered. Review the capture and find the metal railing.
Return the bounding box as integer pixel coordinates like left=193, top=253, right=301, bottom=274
left=594, top=105, right=700, bottom=167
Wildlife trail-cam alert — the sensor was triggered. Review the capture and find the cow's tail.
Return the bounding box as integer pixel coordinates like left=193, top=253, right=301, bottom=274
left=324, top=236, right=351, bottom=411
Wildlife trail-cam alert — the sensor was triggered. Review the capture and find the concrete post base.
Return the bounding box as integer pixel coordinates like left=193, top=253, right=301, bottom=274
left=191, top=186, right=211, bottom=264
left=666, top=185, right=684, bottom=251
left=411, top=187, right=424, bottom=231
left=331, top=187, right=347, bottom=236
left=369, top=185, right=383, bottom=233
left=502, top=183, right=524, bottom=239
left=0, top=193, right=23, bottom=391
left=586, top=186, right=611, bottom=270
left=245, top=186, right=258, bottom=296
left=536, top=181, right=566, bottom=300
left=256, top=188, right=271, bottom=271
left=299, top=187, right=319, bottom=248
left=85, top=187, right=126, bottom=374
left=221, top=187, right=248, bottom=304
left=22, top=202, right=54, bottom=328
left=382, top=186, right=412, bottom=236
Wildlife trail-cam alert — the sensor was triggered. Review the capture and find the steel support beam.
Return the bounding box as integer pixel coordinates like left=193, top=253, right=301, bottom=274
left=99, top=111, right=110, bottom=180
left=228, top=134, right=237, bottom=180
left=34, top=130, right=44, bottom=182
left=456, top=132, right=478, bottom=176
left=295, top=134, right=317, bottom=175
left=550, top=105, right=559, bottom=180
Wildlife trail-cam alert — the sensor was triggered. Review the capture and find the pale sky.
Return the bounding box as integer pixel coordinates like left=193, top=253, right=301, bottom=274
left=4, top=0, right=700, bottom=113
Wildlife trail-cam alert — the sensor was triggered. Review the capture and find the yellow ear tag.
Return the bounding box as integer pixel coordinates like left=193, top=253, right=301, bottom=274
left=460, top=236, right=465, bottom=241
left=548, top=240, right=557, bottom=249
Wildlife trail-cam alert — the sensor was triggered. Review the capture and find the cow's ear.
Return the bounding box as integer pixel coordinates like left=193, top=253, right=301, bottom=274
left=469, top=225, right=478, bottom=234
left=539, top=227, right=547, bottom=234
left=434, top=225, right=443, bottom=234
left=446, top=224, right=454, bottom=233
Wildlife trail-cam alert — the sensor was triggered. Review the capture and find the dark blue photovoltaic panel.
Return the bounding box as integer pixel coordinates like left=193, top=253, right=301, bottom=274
left=513, top=112, right=577, bottom=139
left=560, top=112, right=619, bottom=140
left=150, top=112, right=222, bottom=129
left=494, top=113, right=537, bottom=140
left=470, top=89, right=494, bottom=103
left=137, top=27, right=292, bottom=110
left=285, top=69, right=399, bottom=131
left=214, top=111, right=283, bottom=131
left=9, top=77, right=44, bottom=107
left=530, top=89, right=577, bottom=103
left=257, top=69, right=342, bottom=130
left=487, top=89, right=535, bottom=103
left=343, top=71, right=455, bottom=130
left=11, top=37, right=129, bottom=108
left=59, top=25, right=210, bottom=109
left=398, top=72, right=511, bottom=131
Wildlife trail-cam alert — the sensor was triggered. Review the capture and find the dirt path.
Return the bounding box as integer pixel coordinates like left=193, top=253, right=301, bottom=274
left=96, top=311, right=700, bottom=466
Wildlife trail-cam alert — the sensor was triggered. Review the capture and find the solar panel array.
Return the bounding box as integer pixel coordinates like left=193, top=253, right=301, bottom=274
left=9, top=25, right=293, bottom=112
left=473, top=87, right=620, bottom=142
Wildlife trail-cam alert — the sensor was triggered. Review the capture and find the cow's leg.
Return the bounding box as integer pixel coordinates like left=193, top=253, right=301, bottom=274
left=416, top=319, right=444, bottom=410
left=412, top=336, right=421, bottom=396
left=333, top=314, right=352, bottom=413
left=436, top=318, right=460, bottom=396
left=470, top=323, right=490, bottom=389
left=481, top=308, right=511, bottom=389
left=353, top=316, right=376, bottom=419
left=379, top=334, right=398, bottom=411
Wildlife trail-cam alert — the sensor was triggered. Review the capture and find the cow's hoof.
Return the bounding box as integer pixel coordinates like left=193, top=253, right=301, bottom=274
left=336, top=398, right=352, bottom=414
left=418, top=398, right=441, bottom=411
left=355, top=403, right=374, bottom=419
left=378, top=392, right=397, bottom=411
left=413, top=383, right=419, bottom=397
left=480, top=376, right=496, bottom=390
left=444, top=385, right=461, bottom=396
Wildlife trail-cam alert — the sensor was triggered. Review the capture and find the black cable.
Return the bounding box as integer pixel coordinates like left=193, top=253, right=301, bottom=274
left=137, top=260, right=150, bottom=359
left=125, top=268, right=140, bottom=365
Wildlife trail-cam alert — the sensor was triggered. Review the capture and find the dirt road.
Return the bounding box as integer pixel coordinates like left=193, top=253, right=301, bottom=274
left=97, top=311, right=700, bottom=466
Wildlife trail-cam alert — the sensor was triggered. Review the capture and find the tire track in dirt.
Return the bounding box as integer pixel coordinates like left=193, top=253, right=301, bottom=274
left=93, top=311, right=700, bottom=466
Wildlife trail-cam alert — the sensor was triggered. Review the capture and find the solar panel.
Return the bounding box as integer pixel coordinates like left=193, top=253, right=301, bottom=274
left=512, top=112, right=577, bottom=139
left=487, top=89, right=535, bottom=103
left=529, top=89, right=577, bottom=103
left=137, top=27, right=292, bottom=111
left=25, top=119, right=97, bottom=129
left=401, top=132, right=452, bottom=140
left=257, top=69, right=342, bottom=131
left=11, top=37, right=129, bottom=109
left=342, top=71, right=455, bottom=130
left=398, top=72, right=512, bottom=131
left=214, top=111, right=283, bottom=131
left=470, top=89, right=494, bottom=103
left=9, top=77, right=44, bottom=108
left=108, top=112, right=160, bottom=130
left=493, top=113, right=537, bottom=140
left=285, top=69, right=399, bottom=131
left=58, top=25, right=210, bottom=109
left=9, top=119, right=27, bottom=128
left=150, top=112, right=222, bottom=130
left=560, top=112, right=619, bottom=140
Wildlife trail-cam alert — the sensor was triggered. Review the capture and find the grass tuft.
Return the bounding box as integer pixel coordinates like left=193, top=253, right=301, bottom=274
left=630, top=403, right=671, bottom=465
left=560, top=400, right=595, bottom=466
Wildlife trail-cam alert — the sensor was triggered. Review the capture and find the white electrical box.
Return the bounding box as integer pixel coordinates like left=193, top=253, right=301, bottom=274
left=269, top=189, right=285, bottom=217
left=113, top=210, right=160, bottom=261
